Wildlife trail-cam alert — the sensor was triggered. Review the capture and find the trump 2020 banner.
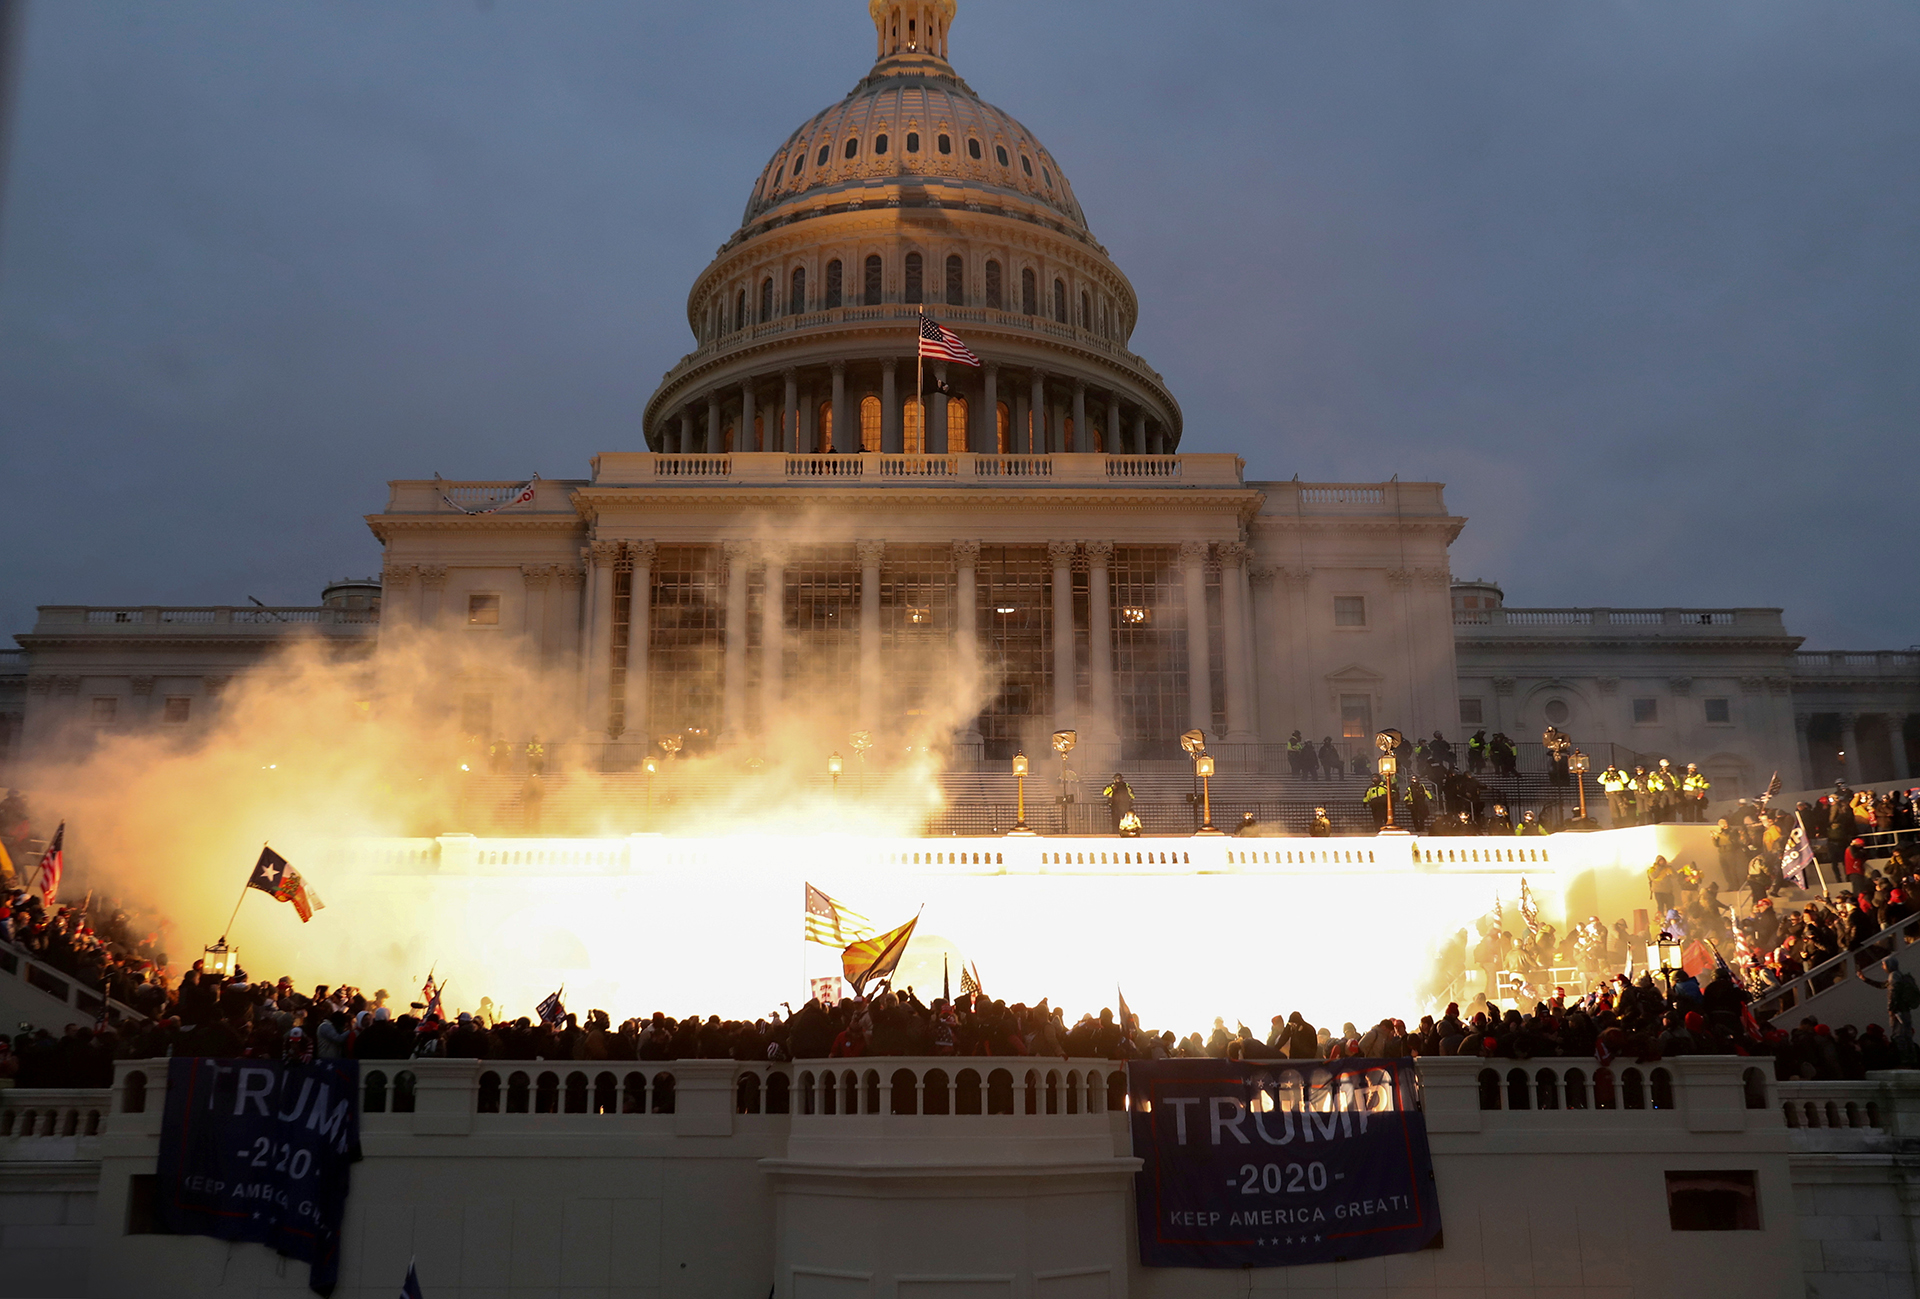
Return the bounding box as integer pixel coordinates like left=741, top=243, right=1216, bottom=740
left=155, top=1057, right=360, bottom=1296
left=1128, top=1058, right=1440, bottom=1269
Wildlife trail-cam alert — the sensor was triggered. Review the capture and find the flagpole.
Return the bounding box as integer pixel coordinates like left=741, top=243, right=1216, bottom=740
left=915, top=308, right=924, bottom=455
left=219, top=849, right=263, bottom=944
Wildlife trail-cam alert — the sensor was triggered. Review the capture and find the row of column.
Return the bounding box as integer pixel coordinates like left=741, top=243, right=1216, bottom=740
left=574, top=538, right=1258, bottom=747
left=656, top=362, right=1164, bottom=457
left=1795, top=711, right=1917, bottom=786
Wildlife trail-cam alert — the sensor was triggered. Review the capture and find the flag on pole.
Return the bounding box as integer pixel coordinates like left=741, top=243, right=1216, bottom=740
left=942, top=953, right=950, bottom=1003
left=535, top=986, right=566, bottom=1025
left=960, top=962, right=982, bottom=998
left=247, top=846, right=324, bottom=922
left=805, top=883, right=874, bottom=946
left=1760, top=771, right=1782, bottom=804
left=1780, top=813, right=1815, bottom=890
left=420, top=971, right=444, bottom=1019
left=918, top=315, right=981, bottom=367
left=34, top=823, right=64, bottom=904
left=842, top=913, right=919, bottom=994
left=400, top=1258, right=424, bottom=1299
left=440, top=474, right=539, bottom=515
left=1518, top=878, right=1540, bottom=942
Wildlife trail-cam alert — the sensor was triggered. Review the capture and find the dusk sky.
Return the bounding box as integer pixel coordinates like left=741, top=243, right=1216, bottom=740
left=2, top=0, right=1915, bottom=648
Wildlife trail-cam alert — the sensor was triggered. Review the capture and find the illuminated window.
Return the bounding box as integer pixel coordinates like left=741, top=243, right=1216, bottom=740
left=904, top=395, right=924, bottom=454
left=468, top=594, right=501, bottom=626
left=1341, top=694, right=1373, bottom=739
left=1334, top=596, right=1366, bottom=627
left=995, top=401, right=1011, bottom=453
left=1121, top=606, right=1150, bottom=625
left=860, top=395, right=882, bottom=452
left=817, top=402, right=834, bottom=453
left=947, top=395, right=968, bottom=449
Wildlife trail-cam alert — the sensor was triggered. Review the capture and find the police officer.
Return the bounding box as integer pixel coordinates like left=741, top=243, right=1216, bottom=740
left=1467, top=729, right=1488, bottom=774
left=1650, top=759, right=1679, bottom=825
left=1599, top=763, right=1630, bottom=827
left=1628, top=765, right=1652, bottom=826
left=1682, top=763, right=1712, bottom=823
left=1286, top=730, right=1307, bottom=777
left=1364, top=776, right=1391, bottom=828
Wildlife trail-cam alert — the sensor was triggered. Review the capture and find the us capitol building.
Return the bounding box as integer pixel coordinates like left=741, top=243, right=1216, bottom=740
left=4, top=0, right=1915, bottom=797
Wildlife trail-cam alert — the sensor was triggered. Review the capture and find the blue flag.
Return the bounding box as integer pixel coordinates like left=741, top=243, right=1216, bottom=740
left=401, top=1259, right=424, bottom=1298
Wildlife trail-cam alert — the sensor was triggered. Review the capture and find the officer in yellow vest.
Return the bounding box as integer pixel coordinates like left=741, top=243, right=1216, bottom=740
left=1649, top=759, right=1679, bottom=824
left=1681, top=764, right=1712, bottom=823
left=1599, top=764, right=1630, bottom=827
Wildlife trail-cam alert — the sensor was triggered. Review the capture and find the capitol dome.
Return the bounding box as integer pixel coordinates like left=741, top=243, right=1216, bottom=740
left=643, top=0, right=1181, bottom=459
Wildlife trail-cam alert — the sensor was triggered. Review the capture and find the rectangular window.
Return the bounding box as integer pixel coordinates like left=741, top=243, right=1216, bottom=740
left=91, top=697, right=118, bottom=723
left=163, top=697, right=191, bottom=724
left=1340, top=694, right=1373, bottom=740
left=1633, top=698, right=1659, bottom=724
left=1666, top=1170, right=1759, bottom=1231
left=1111, top=548, right=1186, bottom=761
left=467, top=594, right=500, bottom=626
left=1459, top=698, right=1484, bottom=726
left=1704, top=697, right=1731, bottom=724
left=1333, top=596, right=1366, bottom=627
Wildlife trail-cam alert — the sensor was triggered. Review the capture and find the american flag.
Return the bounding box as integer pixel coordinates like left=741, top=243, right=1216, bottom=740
left=918, top=315, right=980, bottom=367
left=35, top=822, right=64, bottom=905
left=960, top=962, right=982, bottom=997
left=805, top=883, right=874, bottom=946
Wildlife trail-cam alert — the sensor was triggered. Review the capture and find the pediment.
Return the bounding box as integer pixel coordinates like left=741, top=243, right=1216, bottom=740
left=1324, top=663, right=1385, bottom=685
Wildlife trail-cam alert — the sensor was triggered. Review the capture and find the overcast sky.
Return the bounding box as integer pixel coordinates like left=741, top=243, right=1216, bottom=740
left=2, top=0, right=1915, bottom=648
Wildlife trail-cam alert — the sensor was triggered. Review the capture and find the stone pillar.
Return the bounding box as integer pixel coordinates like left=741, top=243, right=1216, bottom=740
left=1030, top=372, right=1047, bottom=455
left=1248, top=565, right=1282, bottom=741
left=858, top=539, right=885, bottom=729
left=1840, top=713, right=1864, bottom=785
left=706, top=391, right=723, bottom=455
left=1048, top=541, right=1078, bottom=736
left=1179, top=541, right=1212, bottom=738
left=419, top=565, right=448, bottom=628
left=761, top=544, right=786, bottom=734
left=521, top=565, right=552, bottom=666
left=1134, top=410, right=1148, bottom=457
left=882, top=358, right=900, bottom=453
left=381, top=562, right=416, bottom=632
left=556, top=565, right=585, bottom=685
left=1072, top=380, right=1089, bottom=453
left=782, top=368, right=798, bottom=454
left=1107, top=394, right=1123, bottom=454
left=981, top=366, right=998, bottom=453
left=953, top=540, right=982, bottom=744
left=1014, top=388, right=1031, bottom=456
left=624, top=542, right=655, bottom=747
left=832, top=362, right=851, bottom=454
left=1218, top=541, right=1256, bottom=741
left=740, top=379, right=757, bottom=452
left=584, top=542, right=620, bottom=733
left=929, top=362, right=949, bottom=454
left=723, top=541, right=753, bottom=742
left=1085, top=541, right=1116, bottom=747
left=1794, top=713, right=1814, bottom=788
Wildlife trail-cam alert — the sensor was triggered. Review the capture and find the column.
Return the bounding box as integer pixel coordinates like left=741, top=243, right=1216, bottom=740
left=1133, top=410, right=1148, bottom=457
left=1248, top=566, right=1282, bottom=741
left=706, top=391, right=723, bottom=455
left=858, top=539, right=885, bottom=729
left=982, top=366, right=998, bottom=453
left=1217, top=541, right=1256, bottom=741
left=1014, top=388, right=1031, bottom=456
left=1085, top=541, right=1116, bottom=746
left=1048, top=541, right=1078, bottom=736
left=583, top=541, right=620, bottom=733
left=1030, top=372, right=1047, bottom=455
left=953, top=540, right=982, bottom=744
left=678, top=409, right=694, bottom=455
left=761, top=544, right=786, bottom=734
left=1840, top=713, right=1863, bottom=785
left=722, top=541, right=752, bottom=742
left=1794, top=713, right=1814, bottom=788
left=419, top=566, right=448, bottom=628
left=929, top=361, right=949, bottom=454
left=521, top=565, right=551, bottom=666
left=832, top=362, right=851, bottom=454
left=740, top=379, right=757, bottom=452
left=882, top=359, right=900, bottom=453
left=624, top=542, right=655, bottom=747
left=381, top=563, right=416, bottom=633
left=782, top=368, right=798, bottom=454
left=1072, top=380, right=1088, bottom=452
left=1107, top=393, right=1123, bottom=455
left=1179, top=541, right=1212, bottom=738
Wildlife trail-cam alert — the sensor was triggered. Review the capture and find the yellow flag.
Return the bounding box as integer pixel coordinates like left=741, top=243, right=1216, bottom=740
left=841, top=913, right=919, bottom=994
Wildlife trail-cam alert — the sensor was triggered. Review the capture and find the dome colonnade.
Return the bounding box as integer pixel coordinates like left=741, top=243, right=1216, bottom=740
left=641, top=0, right=1181, bottom=462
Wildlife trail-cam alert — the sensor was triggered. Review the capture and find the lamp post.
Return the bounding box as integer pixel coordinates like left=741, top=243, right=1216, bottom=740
left=1375, top=729, right=1410, bottom=835
left=1194, top=753, right=1222, bottom=835
left=1567, top=749, right=1597, bottom=830
left=828, top=751, right=843, bottom=796
left=1543, top=726, right=1572, bottom=824
left=1050, top=729, right=1077, bottom=815
left=1180, top=728, right=1208, bottom=833
left=1008, top=750, right=1036, bottom=835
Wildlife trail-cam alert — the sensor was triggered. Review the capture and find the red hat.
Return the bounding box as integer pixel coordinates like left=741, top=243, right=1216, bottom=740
left=1684, top=1012, right=1706, bottom=1031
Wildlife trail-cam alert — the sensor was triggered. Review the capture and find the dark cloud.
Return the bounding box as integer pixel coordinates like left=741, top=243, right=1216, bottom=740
left=2, top=0, right=1915, bottom=646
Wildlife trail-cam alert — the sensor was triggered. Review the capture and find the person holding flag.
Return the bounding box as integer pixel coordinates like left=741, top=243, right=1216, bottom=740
left=34, top=822, right=64, bottom=904
left=841, top=910, right=920, bottom=995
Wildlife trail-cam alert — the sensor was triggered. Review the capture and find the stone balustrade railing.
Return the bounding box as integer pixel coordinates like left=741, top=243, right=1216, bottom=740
left=584, top=451, right=1239, bottom=488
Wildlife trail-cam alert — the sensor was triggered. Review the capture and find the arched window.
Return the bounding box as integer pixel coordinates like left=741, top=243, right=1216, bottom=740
left=817, top=402, right=834, bottom=453
left=844, top=137, right=859, bottom=160
left=924, top=1068, right=951, bottom=1115
left=364, top=1071, right=388, bottom=1114
left=905, top=132, right=919, bottom=153
left=956, top=1068, right=983, bottom=1114
left=874, top=133, right=889, bottom=156
left=825, top=258, right=843, bottom=309
left=1020, top=154, right=1034, bottom=176
left=1021, top=268, right=1037, bottom=316
left=789, top=266, right=806, bottom=314
left=1043, top=166, right=1053, bottom=188
left=864, top=254, right=884, bottom=305
left=767, top=1073, right=791, bottom=1114
left=937, top=133, right=951, bottom=154
left=393, top=1071, right=417, bottom=1114
left=507, top=1071, right=531, bottom=1113
left=734, top=288, right=746, bottom=332
left=593, top=1072, right=617, bottom=1114
left=760, top=277, right=774, bottom=323
left=478, top=1071, right=501, bottom=1113
left=737, top=1072, right=763, bottom=1114
left=816, top=144, right=830, bottom=167
left=995, top=402, right=1011, bottom=454
left=1080, top=290, right=1091, bottom=329
left=791, top=153, right=804, bottom=177
left=621, top=1072, right=646, bottom=1113
left=535, top=1071, right=559, bottom=1114
left=947, top=396, right=968, bottom=451
left=995, top=144, right=1009, bottom=167
left=903, top=395, right=924, bottom=454
left=968, top=138, right=981, bottom=159
left=945, top=254, right=964, bottom=305
left=1053, top=278, right=1067, bottom=323
left=890, top=1068, right=919, bottom=1115
left=564, top=1072, right=588, bottom=1114
left=985, top=260, right=1002, bottom=309
left=1534, top=1068, right=1559, bottom=1111
left=1505, top=1068, right=1531, bottom=1111
left=904, top=252, right=923, bottom=304
left=651, top=1072, right=676, bottom=1114
left=859, top=394, right=882, bottom=452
